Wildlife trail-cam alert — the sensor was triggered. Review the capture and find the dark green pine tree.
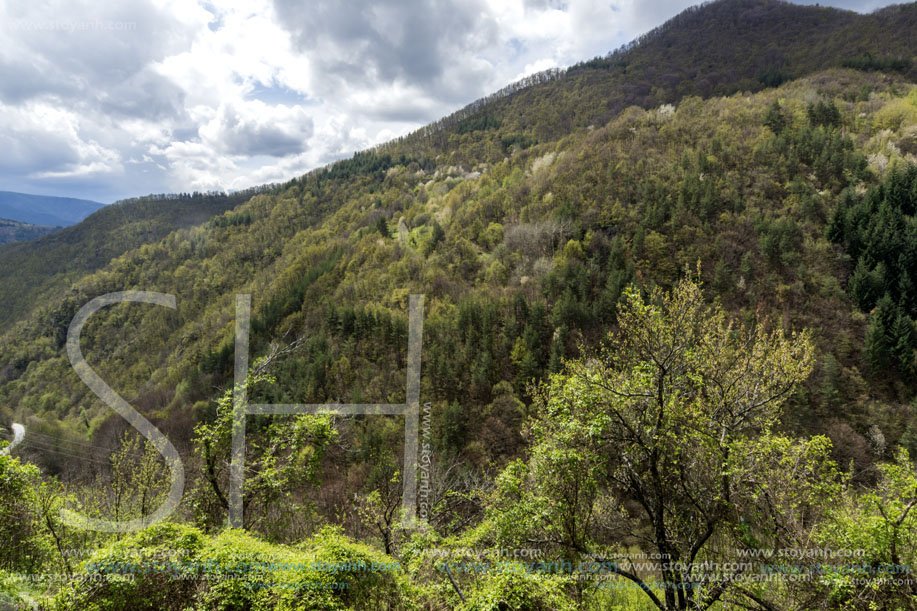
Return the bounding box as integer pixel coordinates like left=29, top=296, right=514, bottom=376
left=763, top=100, right=788, bottom=135
left=375, top=215, right=390, bottom=236
left=848, top=259, right=883, bottom=312
left=865, top=295, right=896, bottom=373
left=865, top=313, right=891, bottom=373
left=806, top=100, right=841, bottom=127
left=898, top=246, right=917, bottom=316
left=892, top=312, right=917, bottom=374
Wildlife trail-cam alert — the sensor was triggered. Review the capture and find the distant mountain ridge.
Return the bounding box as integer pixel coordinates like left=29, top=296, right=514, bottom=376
left=0, top=191, right=105, bottom=227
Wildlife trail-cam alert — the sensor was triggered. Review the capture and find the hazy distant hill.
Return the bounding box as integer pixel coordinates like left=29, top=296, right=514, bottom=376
left=0, top=217, right=58, bottom=244
left=0, top=191, right=104, bottom=226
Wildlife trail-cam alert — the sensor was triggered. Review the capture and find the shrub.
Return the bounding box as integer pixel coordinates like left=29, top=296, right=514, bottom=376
left=48, top=524, right=416, bottom=611
left=0, top=455, right=51, bottom=573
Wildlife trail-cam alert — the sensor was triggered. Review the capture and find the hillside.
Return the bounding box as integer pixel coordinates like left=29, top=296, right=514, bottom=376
left=1, top=1, right=917, bottom=609
left=0, top=188, right=277, bottom=330
left=3, top=0, right=914, bottom=457
left=0, top=191, right=104, bottom=226
left=2, top=67, right=913, bottom=478
left=0, top=218, right=57, bottom=245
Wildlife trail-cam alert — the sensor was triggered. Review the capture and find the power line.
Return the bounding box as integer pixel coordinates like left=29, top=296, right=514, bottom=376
left=22, top=430, right=160, bottom=459
left=27, top=430, right=118, bottom=452
left=19, top=442, right=111, bottom=465
left=23, top=438, right=154, bottom=464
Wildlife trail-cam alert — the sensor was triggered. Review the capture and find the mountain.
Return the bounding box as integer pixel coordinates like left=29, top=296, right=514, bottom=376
left=2, top=1, right=917, bottom=609
left=377, top=0, right=916, bottom=160
left=0, top=217, right=58, bottom=245
left=1, top=0, right=914, bottom=511
left=0, top=191, right=105, bottom=226
left=0, top=187, right=277, bottom=330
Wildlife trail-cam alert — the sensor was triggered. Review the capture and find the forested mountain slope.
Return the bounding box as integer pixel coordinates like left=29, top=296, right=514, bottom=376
left=375, top=0, right=916, bottom=162
left=0, top=188, right=275, bottom=330
left=1, top=1, right=916, bottom=608
left=3, top=67, right=915, bottom=482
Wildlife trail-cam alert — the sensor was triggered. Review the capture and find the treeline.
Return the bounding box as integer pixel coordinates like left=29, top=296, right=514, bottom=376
left=373, top=67, right=563, bottom=154
left=109, top=184, right=280, bottom=209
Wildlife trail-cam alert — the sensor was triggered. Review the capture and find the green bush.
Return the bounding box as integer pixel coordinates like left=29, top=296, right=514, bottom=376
left=0, top=455, right=51, bottom=573
left=48, top=524, right=415, bottom=611
left=457, top=569, right=575, bottom=611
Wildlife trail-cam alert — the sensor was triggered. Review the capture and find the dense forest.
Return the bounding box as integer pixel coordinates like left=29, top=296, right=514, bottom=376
left=0, top=187, right=278, bottom=329
left=2, top=0, right=917, bottom=609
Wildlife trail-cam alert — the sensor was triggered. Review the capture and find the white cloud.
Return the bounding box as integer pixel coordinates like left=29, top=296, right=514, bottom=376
left=198, top=100, right=314, bottom=157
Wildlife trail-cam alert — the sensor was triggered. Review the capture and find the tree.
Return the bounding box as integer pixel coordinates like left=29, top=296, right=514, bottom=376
left=763, top=100, right=788, bottom=135
left=108, top=431, right=171, bottom=526
left=191, top=360, right=337, bottom=536
left=807, top=101, right=841, bottom=128
left=487, top=276, right=820, bottom=610
left=356, top=471, right=404, bottom=556
left=866, top=307, right=893, bottom=373
left=892, top=312, right=917, bottom=374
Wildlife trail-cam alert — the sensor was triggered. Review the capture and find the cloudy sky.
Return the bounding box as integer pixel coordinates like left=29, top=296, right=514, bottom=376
left=0, top=0, right=894, bottom=203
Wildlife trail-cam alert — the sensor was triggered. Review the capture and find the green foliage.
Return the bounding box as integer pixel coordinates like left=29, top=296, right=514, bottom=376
left=829, top=164, right=917, bottom=379
left=807, top=100, right=842, bottom=127
left=500, top=133, right=536, bottom=153
left=455, top=114, right=502, bottom=135
left=757, top=216, right=801, bottom=266
left=49, top=523, right=415, bottom=611
left=191, top=368, right=337, bottom=537
left=210, top=211, right=253, bottom=228
left=456, top=569, right=575, bottom=611
left=757, top=68, right=792, bottom=88
left=101, top=432, right=171, bottom=526
left=763, top=99, right=789, bottom=135
left=0, top=454, right=51, bottom=572
left=483, top=277, right=824, bottom=610
left=315, top=151, right=422, bottom=185
left=817, top=449, right=917, bottom=609
left=842, top=53, right=913, bottom=74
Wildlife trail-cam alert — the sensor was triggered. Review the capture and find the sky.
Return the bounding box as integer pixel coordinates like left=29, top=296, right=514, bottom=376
left=0, top=0, right=896, bottom=203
